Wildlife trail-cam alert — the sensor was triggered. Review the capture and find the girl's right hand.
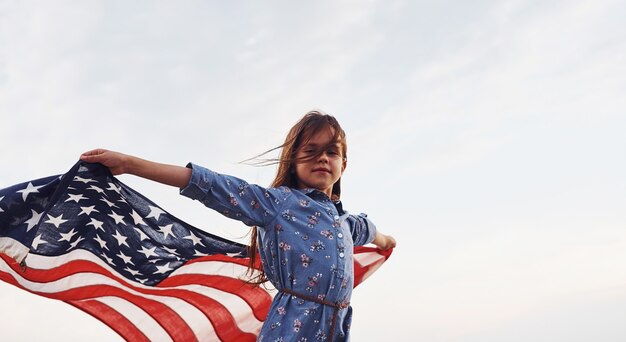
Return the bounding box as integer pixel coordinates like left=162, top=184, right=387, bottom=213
left=80, top=149, right=130, bottom=175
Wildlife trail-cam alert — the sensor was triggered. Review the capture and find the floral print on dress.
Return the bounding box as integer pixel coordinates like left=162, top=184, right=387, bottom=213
left=305, top=273, right=322, bottom=293
left=228, top=193, right=238, bottom=207
left=250, top=199, right=261, bottom=210
left=293, top=319, right=303, bottom=332
left=307, top=212, right=320, bottom=228
left=300, top=253, right=311, bottom=268
left=310, top=240, right=325, bottom=252
left=320, top=230, right=333, bottom=239
left=282, top=209, right=296, bottom=221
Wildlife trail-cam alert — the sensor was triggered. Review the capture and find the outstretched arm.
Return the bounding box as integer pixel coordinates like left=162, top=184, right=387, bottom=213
left=80, top=149, right=191, bottom=188
left=372, top=231, right=396, bottom=250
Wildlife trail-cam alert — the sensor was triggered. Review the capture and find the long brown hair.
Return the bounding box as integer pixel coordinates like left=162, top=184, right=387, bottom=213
left=245, top=110, right=347, bottom=285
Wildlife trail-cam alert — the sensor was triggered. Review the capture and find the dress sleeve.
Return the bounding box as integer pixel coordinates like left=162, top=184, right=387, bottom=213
left=179, top=163, right=289, bottom=227
left=346, top=213, right=377, bottom=246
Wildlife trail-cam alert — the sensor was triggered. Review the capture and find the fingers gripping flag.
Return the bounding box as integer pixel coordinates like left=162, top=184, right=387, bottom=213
left=0, top=161, right=393, bottom=341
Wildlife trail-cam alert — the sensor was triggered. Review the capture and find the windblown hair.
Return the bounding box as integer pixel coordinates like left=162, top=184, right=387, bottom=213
left=245, top=110, right=347, bottom=285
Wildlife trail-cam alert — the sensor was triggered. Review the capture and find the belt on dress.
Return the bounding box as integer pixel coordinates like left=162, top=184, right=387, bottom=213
left=280, top=287, right=350, bottom=341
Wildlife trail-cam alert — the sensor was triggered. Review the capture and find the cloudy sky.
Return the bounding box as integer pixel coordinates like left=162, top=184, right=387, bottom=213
left=1, top=0, right=625, bottom=341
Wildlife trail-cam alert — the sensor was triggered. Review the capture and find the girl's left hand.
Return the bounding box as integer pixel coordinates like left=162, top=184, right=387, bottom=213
left=373, top=232, right=396, bottom=250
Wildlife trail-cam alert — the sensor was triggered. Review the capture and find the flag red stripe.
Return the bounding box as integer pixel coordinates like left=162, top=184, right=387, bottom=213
left=170, top=288, right=258, bottom=341
left=70, top=299, right=150, bottom=342
left=158, top=274, right=273, bottom=321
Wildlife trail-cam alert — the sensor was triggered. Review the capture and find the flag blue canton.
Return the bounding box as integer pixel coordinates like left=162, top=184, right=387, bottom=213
left=0, top=161, right=248, bottom=286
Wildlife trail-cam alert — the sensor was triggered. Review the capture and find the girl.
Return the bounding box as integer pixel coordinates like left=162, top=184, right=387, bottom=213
left=80, top=111, right=396, bottom=341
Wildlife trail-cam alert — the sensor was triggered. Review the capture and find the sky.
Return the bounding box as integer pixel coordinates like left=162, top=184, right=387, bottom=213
left=1, top=0, right=625, bottom=341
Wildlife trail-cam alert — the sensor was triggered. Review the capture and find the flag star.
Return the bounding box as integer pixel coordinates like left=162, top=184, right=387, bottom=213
left=183, top=231, right=204, bottom=246
left=24, top=209, right=44, bottom=231
left=0, top=195, right=4, bottom=213
left=117, top=197, right=128, bottom=204
left=86, top=218, right=105, bottom=231
left=69, top=236, right=85, bottom=249
left=134, top=227, right=149, bottom=241
left=58, top=228, right=78, bottom=242
left=106, top=182, right=122, bottom=194
left=100, top=197, right=119, bottom=208
left=17, top=182, right=44, bottom=201
left=79, top=205, right=99, bottom=216
left=116, top=251, right=134, bottom=265
left=45, top=214, right=68, bottom=229
left=162, top=246, right=179, bottom=256
left=94, top=234, right=109, bottom=250
left=32, top=234, right=47, bottom=250
left=193, top=249, right=208, bottom=257
left=146, top=206, right=166, bottom=221
left=158, top=224, right=176, bottom=240
left=148, top=259, right=161, bottom=264
left=87, top=185, right=105, bottom=194
left=101, top=252, right=114, bottom=265
left=130, top=210, right=146, bottom=226
left=138, top=246, right=159, bottom=259
left=108, top=211, right=126, bottom=225
left=136, top=278, right=148, bottom=284
left=112, top=230, right=129, bottom=247
left=154, top=262, right=173, bottom=274
left=124, top=267, right=141, bottom=276
left=227, top=252, right=243, bottom=257
left=65, top=193, right=88, bottom=203
left=73, top=176, right=96, bottom=184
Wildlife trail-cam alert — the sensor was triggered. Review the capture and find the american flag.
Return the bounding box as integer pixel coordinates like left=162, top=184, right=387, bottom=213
left=0, top=161, right=392, bottom=341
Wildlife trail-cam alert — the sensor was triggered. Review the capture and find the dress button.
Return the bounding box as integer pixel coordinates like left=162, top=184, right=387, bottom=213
left=337, top=233, right=343, bottom=238
left=334, top=215, right=339, bottom=220
left=339, top=252, right=344, bottom=258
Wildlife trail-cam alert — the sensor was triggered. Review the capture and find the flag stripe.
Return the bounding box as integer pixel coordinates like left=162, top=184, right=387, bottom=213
left=159, top=274, right=273, bottom=321
left=71, top=299, right=152, bottom=342
left=176, top=284, right=265, bottom=333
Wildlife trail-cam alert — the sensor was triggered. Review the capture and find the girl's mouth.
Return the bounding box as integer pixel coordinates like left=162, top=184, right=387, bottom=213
left=312, top=168, right=330, bottom=173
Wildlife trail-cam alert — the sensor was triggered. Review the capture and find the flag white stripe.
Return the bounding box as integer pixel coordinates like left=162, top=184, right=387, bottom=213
left=353, top=250, right=385, bottom=266
left=361, top=259, right=385, bottom=281
left=92, top=296, right=174, bottom=342
left=170, top=259, right=260, bottom=279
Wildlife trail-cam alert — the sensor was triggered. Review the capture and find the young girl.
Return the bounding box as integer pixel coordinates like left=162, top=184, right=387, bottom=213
left=80, top=111, right=396, bottom=341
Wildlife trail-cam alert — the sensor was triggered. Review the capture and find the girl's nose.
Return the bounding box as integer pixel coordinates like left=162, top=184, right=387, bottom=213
left=317, top=152, right=329, bottom=162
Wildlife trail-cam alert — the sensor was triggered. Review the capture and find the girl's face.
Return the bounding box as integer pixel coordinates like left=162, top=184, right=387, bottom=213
left=294, top=127, right=346, bottom=198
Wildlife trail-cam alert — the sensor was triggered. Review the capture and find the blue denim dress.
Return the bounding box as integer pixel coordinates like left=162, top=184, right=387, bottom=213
left=180, top=164, right=376, bottom=341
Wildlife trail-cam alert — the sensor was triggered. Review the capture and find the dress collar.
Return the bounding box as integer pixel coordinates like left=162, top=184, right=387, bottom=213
left=299, top=188, right=345, bottom=215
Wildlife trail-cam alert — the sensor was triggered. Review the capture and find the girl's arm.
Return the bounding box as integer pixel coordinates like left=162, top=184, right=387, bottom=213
left=372, top=231, right=396, bottom=250
left=80, top=149, right=191, bottom=188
